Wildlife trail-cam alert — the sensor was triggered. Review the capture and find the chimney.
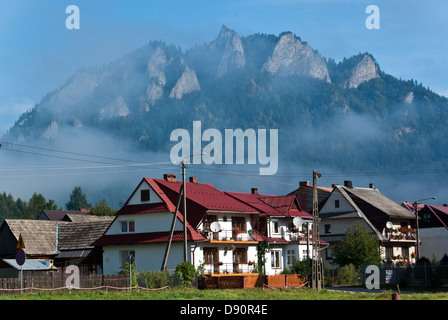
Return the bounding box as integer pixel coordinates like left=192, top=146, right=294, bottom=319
left=163, top=173, right=177, bottom=182
left=444, top=204, right=448, bottom=207
left=369, top=183, right=375, bottom=189
left=251, top=188, right=259, bottom=195
left=189, top=177, right=197, bottom=183
left=299, top=181, right=310, bottom=187
left=344, top=180, right=353, bottom=188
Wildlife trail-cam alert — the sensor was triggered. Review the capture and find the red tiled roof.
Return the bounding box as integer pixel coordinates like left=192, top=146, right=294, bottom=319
left=154, top=179, right=258, bottom=213
left=93, top=230, right=205, bottom=246
left=116, top=203, right=170, bottom=216
left=226, top=192, right=312, bottom=218
left=225, top=192, right=281, bottom=216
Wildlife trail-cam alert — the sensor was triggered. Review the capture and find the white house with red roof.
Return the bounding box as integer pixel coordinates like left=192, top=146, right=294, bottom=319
left=226, top=189, right=316, bottom=274
left=93, top=176, right=206, bottom=274
left=94, top=174, right=320, bottom=276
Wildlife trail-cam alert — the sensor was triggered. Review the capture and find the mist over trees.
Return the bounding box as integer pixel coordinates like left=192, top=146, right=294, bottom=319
left=0, top=186, right=116, bottom=223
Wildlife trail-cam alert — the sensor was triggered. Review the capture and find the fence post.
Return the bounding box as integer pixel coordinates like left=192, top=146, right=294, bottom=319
left=361, top=264, right=365, bottom=286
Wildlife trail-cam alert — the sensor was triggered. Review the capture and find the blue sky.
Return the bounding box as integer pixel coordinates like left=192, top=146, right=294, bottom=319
left=0, top=0, right=447, bottom=136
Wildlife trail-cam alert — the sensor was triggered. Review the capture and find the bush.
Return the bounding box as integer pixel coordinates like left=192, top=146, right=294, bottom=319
left=119, top=262, right=138, bottom=287
left=138, top=270, right=181, bottom=289
left=284, top=258, right=311, bottom=280
left=334, top=264, right=361, bottom=286
left=175, top=262, right=196, bottom=287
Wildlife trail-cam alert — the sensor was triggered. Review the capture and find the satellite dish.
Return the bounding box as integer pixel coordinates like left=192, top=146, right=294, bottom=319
left=293, top=217, right=303, bottom=228
left=386, top=221, right=393, bottom=229
left=210, top=221, right=221, bottom=232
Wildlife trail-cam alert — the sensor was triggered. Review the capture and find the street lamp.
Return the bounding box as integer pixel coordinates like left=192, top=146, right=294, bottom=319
left=413, top=197, right=436, bottom=260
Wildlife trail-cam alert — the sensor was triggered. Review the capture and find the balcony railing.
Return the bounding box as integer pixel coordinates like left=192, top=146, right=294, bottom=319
left=387, top=227, right=416, bottom=241
left=205, top=230, right=255, bottom=242
left=203, top=263, right=256, bottom=275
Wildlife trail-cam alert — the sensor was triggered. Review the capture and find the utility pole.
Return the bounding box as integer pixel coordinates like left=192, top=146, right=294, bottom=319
left=413, top=201, right=420, bottom=260
left=311, top=170, right=322, bottom=290
left=182, top=161, right=188, bottom=263
left=161, top=184, right=184, bottom=270
left=412, top=197, right=436, bottom=260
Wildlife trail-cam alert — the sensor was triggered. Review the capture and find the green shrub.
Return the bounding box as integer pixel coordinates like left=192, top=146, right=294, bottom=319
left=335, top=264, right=361, bottom=285
left=175, top=262, right=196, bottom=287
left=138, top=270, right=181, bottom=289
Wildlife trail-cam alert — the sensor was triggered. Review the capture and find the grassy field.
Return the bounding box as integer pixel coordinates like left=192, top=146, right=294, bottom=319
left=1, top=286, right=448, bottom=300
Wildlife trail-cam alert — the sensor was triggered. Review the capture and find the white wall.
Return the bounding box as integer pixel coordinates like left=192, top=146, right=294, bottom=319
left=127, top=180, right=163, bottom=205
left=420, top=227, right=448, bottom=260
left=105, top=212, right=182, bottom=235
left=103, top=242, right=188, bottom=274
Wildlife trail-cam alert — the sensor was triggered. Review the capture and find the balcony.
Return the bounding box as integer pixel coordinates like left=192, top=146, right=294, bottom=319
left=203, top=262, right=256, bottom=275
left=387, top=227, right=416, bottom=241
left=204, top=230, right=258, bottom=244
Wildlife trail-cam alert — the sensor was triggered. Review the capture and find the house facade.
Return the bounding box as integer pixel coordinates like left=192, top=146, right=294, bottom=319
left=94, top=174, right=318, bottom=276
left=402, top=202, right=448, bottom=261
left=319, top=181, right=418, bottom=268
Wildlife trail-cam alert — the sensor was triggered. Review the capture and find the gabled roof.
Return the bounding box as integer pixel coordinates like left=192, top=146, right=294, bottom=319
left=289, top=181, right=333, bottom=213
left=115, top=203, right=171, bottom=216
left=0, top=217, right=113, bottom=257
left=3, top=219, right=68, bottom=256
left=39, top=210, right=89, bottom=221
left=418, top=204, right=448, bottom=230
left=92, top=230, right=205, bottom=246
left=225, top=192, right=312, bottom=218
left=64, top=214, right=114, bottom=223
left=153, top=177, right=258, bottom=229
left=58, top=219, right=113, bottom=251
left=154, top=178, right=257, bottom=213
left=343, top=186, right=415, bottom=219
left=94, top=177, right=206, bottom=246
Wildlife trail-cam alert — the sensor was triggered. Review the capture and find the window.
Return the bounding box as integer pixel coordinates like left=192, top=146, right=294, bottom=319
left=287, top=249, right=295, bottom=265
left=121, top=220, right=135, bottom=233
left=141, top=189, right=150, bottom=202
left=335, top=200, right=340, bottom=208
left=402, top=247, right=409, bottom=259
left=233, top=248, right=247, bottom=264
left=204, top=248, right=218, bottom=264
left=120, top=250, right=135, bottom=267
left=271, top=250, right=281, bottom=268
left=203, top=215, right=216, bottom=231
left=325, top=224, right=331, bottom=234
left=232, top=217, right=246, bottom=232
left=273, top=221, right=279, bottom=234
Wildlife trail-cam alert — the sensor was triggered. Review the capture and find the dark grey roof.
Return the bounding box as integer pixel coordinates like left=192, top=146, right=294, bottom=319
left=5, top=219, right=69, bottom=255
left=39, top=210, right=89, bottom=221
left=342, top=186, right=415, bottom=219
left=58, top=219, right=113, bottom=250
left=2, top=217, right=113, bottom=256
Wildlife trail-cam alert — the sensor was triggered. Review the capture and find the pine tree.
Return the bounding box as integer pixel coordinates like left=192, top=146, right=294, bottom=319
left=65, top=186, right=92, bottom=211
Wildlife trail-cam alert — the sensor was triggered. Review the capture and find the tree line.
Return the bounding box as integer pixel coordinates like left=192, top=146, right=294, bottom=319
left=0, top=186, right=116, bottom=224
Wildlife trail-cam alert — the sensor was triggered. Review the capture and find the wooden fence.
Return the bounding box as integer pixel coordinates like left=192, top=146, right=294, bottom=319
left=0, top=273, right=130, bottom=292
left=200, top=274, right=305, bottom=289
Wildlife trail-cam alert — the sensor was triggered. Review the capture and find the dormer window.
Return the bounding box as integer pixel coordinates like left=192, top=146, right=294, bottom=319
left=141, top=189, right=150, bottom=202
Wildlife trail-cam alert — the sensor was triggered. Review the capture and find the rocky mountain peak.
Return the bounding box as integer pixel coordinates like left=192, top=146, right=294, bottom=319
left=262, top=32, right=330, bottom=83
left=346, top=53, right=379, bottom=89
left=169, top=66, right=201, bottom=99
left=213, top=25, right=246, bottom=77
